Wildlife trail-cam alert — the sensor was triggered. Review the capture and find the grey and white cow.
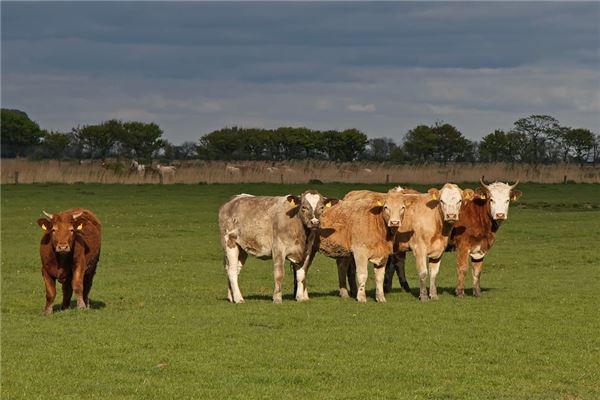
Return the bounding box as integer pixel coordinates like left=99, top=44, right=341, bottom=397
left=218, top=190, right=337, bottom=303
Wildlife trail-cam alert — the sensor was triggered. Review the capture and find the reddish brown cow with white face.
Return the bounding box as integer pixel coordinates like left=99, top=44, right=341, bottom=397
left=451, top=179, right=522, bottom=297
left=37, top=208, right=102, bottom=315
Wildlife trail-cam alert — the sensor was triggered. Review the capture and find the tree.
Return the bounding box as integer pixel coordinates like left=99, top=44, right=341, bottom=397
left=121, top=121, right=164, bottom=162
left=564, top=128, right=595, bottom=164
left=479, top=130, right=510, bottom=162
left=1, top=108, right=44, bottom=157
left=73, top=119, right=123, bottom=160
left=365, top=138, right=395, bottom=161
left=38, top=131, right=72, bottom=159
left=403, top=125, right=437, bottom=162
left=174, top=141, right=198, bottom=160
left=432, top=123, right=471, bottom=163
left=513, top=115, right=560, bottom=163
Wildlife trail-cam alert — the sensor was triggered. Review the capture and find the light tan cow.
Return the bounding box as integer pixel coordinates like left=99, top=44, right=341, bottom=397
left=315, top=189, right=415, bottom=303
left=218, top=190, right=337, bottom=304
left=388, top=183, right=473, bottom=301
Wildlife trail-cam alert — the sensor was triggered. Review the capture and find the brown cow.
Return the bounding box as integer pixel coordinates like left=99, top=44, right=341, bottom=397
left=36, top=208, right=102, bottom=315
left=451, top=179, right=522, bottom=297
left=316, top=189, right=415, bottom=303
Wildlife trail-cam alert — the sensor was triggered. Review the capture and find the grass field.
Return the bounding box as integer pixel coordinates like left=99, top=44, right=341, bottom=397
left=1, top=183, right=599, bottom=399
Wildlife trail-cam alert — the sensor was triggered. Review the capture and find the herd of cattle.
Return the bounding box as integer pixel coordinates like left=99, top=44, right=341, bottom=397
left=36, top=179, right=521, bottom=315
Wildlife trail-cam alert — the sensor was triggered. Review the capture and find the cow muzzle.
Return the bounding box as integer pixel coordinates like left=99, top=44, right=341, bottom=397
left=55, top=244, right=71, bottom=253
left=445, top=213, right=458, bottom=222
left=494, top=213, right=506, bottom=220
left=388, top=220, right=400, bottom=227
left=309, top=218, right=320, bottom=229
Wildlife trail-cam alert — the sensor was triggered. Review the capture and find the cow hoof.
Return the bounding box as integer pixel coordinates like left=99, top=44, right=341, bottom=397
left=376, top=295, right=387, bottom=303
left=455, top=289, right=465, bottom=298
left=234, top=297, right=245, bottom=304
left=356, top=294, right=367, bottom=303
left=419, top=295, right=429, bottom=302
left=339, top=288, right=350, bottom=298
left=295, top=295, right=308, bottom=302
left=429, top=294, right=439, bottom=300
left=273, top=295, right=282, bottom=304
left=43, top=308, right=53, bottom=316
left=473, top=290, right=481, bottom=298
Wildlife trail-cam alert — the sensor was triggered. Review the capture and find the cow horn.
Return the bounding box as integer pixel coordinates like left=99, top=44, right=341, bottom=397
left=509, top=179, right=520, bottom=189
left=42, top=211, right=53, bottom=219
left=479, top=177, right=490, bottom=189
left=72, top=211, right=83, bottom=219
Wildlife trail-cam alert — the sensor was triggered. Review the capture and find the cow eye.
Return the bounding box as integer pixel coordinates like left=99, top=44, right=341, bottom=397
left=301, top=206, right=309, bottom=211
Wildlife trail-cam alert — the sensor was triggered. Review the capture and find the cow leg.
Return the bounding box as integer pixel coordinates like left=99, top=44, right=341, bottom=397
left=428, top=256, right=442, bottom=300
left=414, top=251, right=429, bottom=302
left=83, top=272, right=96, bottom=308
left=455, top=247, right=470, bottom=297
left=383, top=256, right=395, bottom=294
left=347, top=259, right=358, bottom=298
left=42, top=269, right=57, bottom=316
left=72, top=263, right=86, bottom=310
left=295, top=250, right=316, bottom=302
left=61, top=280, right=73, bottom=310
left=225, top=244, right=244, bottom=304
left=272, top=251, right=285, bottom=304
left=472, top=259, right=484, bottom=297
left=374, top=258, right=388, bottom=303
left=337, top=258, right=351, bottom=298
left=353, top=252, right=369, bottom=303
left=396, top=252, right=411, bottom=293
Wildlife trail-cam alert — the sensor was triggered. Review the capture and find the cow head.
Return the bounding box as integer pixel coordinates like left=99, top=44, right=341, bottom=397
left=287, top=190, right=339, bottom=229
left=378, top=189, right=414, bottom=229
left=478, top=179, right=522, bottom=221
left=37, top=211, right=84, bottom=254
left=428, top=183, right=474, bottom=223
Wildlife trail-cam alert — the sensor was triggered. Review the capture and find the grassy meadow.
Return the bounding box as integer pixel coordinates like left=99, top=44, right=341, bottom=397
left=1, top=183, right=599, bottom=399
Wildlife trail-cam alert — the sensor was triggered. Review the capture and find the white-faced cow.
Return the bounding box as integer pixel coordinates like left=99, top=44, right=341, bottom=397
left=451, top=179, right=522, bottom=297
left=385, top=183, right=473, bottom=301
left=218, top=190, right=337, bottom=304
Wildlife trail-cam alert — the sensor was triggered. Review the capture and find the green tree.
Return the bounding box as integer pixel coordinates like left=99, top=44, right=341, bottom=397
left=121, top=121, right=164, bottom=162
left=39, top=131, right=72, bottom=159
left=403, top=125, right=437, bottom=162
left=513, top=115, right=560, bottom=163
left=432, top=123, right=470, bottom=163
left=73, top=119, right=124, bottom=160
left=1, top=108, right=44, bottom=157
left=564, top=128, right=595, bottom=164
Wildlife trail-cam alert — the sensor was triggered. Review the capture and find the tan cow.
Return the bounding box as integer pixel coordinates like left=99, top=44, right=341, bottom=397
left=386, top=183, right=473, bottom=301
left=316, top=189, right=415, bottom=303
left=218, top=190, right=337, bottom=304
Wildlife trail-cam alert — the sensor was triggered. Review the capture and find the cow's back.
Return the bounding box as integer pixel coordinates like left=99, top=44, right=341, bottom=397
left=218, top=195, right=289, bottom=258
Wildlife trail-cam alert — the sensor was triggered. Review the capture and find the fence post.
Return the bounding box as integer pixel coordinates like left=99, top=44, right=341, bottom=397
left=385, top=174, right=389, bottom=184
left=159, top=173, right=164, bottom=185
left=280, top=174, right=284, bottom=184
left=14, top=171, right=19, bottom=184
left=563, top=175, right=567, bottom=184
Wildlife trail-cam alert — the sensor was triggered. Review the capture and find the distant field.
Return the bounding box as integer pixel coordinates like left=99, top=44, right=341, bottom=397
left=3, top=158, right=600, bottom=184
left=2, top=183, right=599, bottom=399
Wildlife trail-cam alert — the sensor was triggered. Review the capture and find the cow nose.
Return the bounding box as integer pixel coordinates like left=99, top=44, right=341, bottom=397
left=56, top=244, right=70, bottom=252
left=495, top=213, right=506, bottom=220
left=389, top=220, right=400, bottom=227
left=447, top=213, right=457, bottom=220
left=311, top=218, right=320, bottom=226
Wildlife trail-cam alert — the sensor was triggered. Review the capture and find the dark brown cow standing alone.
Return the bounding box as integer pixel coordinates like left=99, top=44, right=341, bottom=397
left=37, top=208, right=102, bottom=315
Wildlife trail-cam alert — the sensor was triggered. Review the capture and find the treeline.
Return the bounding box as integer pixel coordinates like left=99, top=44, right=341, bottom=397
left=1, top=108, right=598, bottom=164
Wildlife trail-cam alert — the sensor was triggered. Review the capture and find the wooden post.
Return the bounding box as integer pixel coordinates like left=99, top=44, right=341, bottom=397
left=385, top=174, right=389, bottom=184
left=14, top=171, right=19, bottom=185
left=280, top=174, right=284, bottom=184
left=563, top=175, right=567, bottom=184
left=159, top=173, right=164, bottom=185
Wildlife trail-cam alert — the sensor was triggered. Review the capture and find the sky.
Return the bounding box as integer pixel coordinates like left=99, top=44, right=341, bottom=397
left=2, top=1, right=599, bottom=144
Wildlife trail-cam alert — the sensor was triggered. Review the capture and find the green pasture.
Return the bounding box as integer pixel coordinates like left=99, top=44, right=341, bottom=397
left=1, top=183, right=599, bottom=399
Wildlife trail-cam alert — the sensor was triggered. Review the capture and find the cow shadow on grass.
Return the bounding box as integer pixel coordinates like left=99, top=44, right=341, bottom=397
left=381, top=286, right=493, bottom=299
left=51, top=299, right=106, bottom=313
left=243, top=290, right=342, bottom=302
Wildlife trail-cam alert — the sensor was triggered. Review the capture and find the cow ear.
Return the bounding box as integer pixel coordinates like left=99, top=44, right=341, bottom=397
left=427, top=188, right=439, bottom=200
left=475, top=188, right=487, bottom=200
left=404, top=197, right=415, bottom=207
left=510, top=190, right=522, bottom=202
left=324, top=198, right=339, bottom=208
left=286, top=195, right=300, bottom=207
left=462, top=189, right=474, bottom=201
left=37, top=218, right=52, bottom=231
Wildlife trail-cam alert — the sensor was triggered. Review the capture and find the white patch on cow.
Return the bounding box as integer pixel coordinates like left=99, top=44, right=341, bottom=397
left=486, top=182, right=512, bottom=219
left=439, top=184, right=462, bottom=220
left=392, top=186, right=404, bottom=192
left=236, top=193, right=254, bottom=198
left=470, top=245, right=486, bottom=260
left=305, top=193, right=320, bottom=211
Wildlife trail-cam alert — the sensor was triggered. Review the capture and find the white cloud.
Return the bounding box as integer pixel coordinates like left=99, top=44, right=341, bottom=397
left=347, top=103, right=376, bottom=112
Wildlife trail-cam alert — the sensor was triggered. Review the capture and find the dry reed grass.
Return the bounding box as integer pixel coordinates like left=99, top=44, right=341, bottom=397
left=2, top=158, right=600, bottom=185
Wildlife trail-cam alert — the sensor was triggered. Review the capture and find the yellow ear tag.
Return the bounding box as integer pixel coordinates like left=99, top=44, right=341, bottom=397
left=325, top=202, right=332, bottom=208
left=376, top=200, right=383, bottom=207
left=41, top=224, right=47, bottom=231
left=512, top=195, right=517, bottom=201
left=77, top=223, right=83, bottom=231
left=289, top=199, right=296, bottom=207
left=431, top=193, right=437, bottom=200
left=480, top=194, right=486, bottom=200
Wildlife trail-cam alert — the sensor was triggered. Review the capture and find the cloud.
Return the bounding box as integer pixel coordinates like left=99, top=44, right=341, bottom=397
left=347, top=104, right=376, bottom=113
